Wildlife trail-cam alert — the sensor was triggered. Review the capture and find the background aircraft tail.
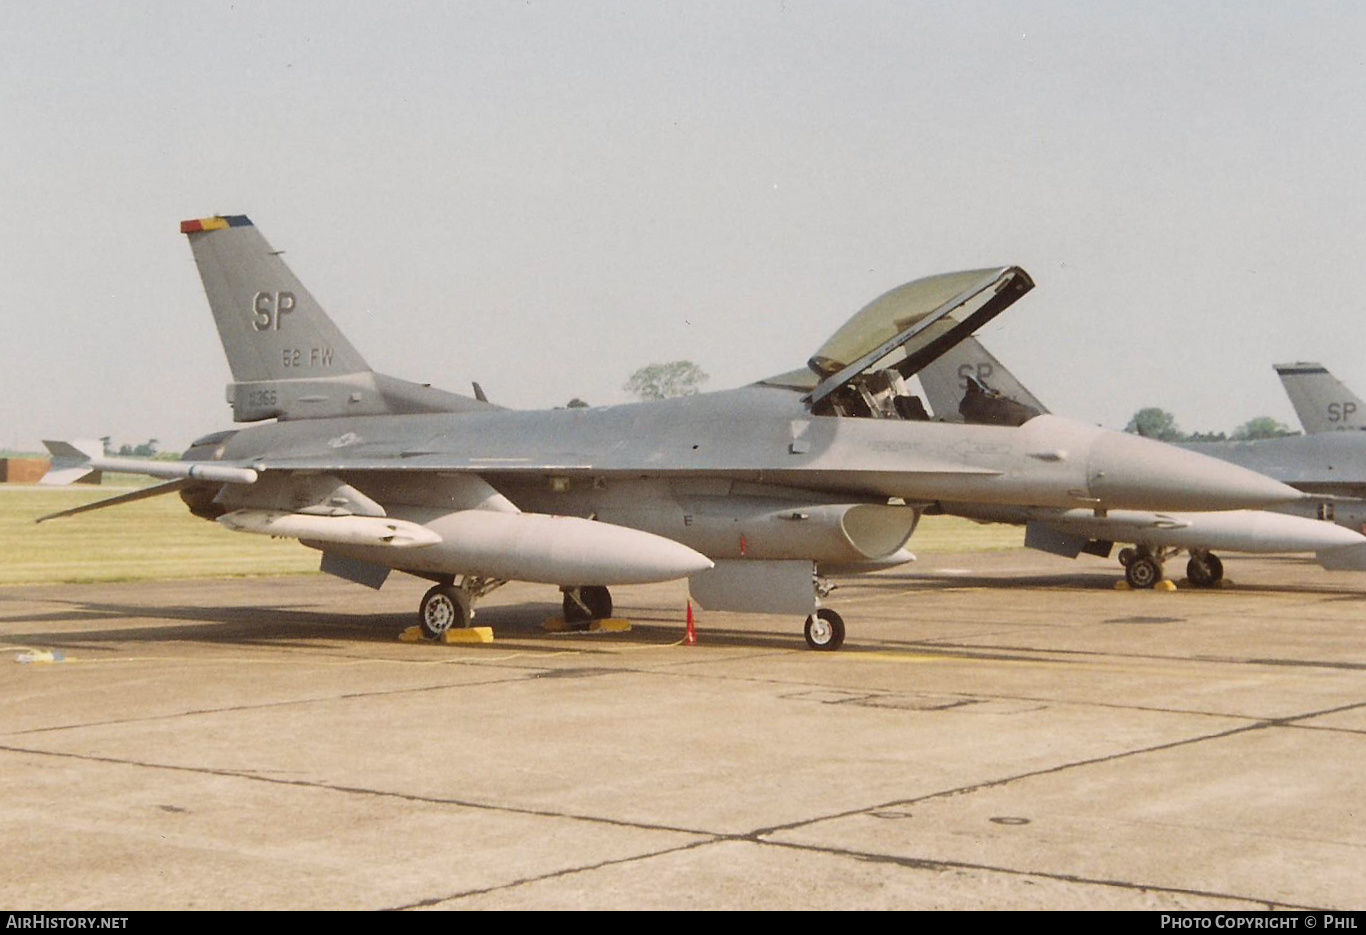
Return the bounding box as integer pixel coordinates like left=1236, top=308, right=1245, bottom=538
left=916, top=335, right=1049, bottom=423
left=182, top=215, right=491, bottom=421
left=1273, top=362, right=1366, bottom=433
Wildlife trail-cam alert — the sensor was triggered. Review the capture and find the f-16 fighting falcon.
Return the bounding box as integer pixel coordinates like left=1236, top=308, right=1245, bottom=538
left=40, top=215, right=1307, bottom=649
left=916, top=337, right=1366, bottom=588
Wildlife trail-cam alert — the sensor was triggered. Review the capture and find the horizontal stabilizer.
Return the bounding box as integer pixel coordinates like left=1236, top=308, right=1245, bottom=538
left=36, top=479, right=190, bottom=523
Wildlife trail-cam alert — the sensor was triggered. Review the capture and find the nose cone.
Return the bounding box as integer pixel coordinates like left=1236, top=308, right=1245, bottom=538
left=1088, top=431, right=1302, bottom=511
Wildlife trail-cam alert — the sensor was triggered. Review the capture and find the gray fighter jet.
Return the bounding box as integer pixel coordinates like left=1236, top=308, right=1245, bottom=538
left=41, top=215, right=1305, bottom=649
left=1177, top=368, right=1366, bottom=560
left=1275, top=362, right=1366, bottom=433
left=916, top=337, right=1366, bottom=587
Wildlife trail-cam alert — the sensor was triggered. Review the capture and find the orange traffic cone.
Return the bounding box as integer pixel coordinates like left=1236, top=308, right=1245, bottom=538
left=684, top=600, right=697, bottom=645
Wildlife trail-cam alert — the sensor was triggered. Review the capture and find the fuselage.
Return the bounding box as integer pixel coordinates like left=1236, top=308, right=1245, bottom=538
left=195, top=384, right=1298, bottom=516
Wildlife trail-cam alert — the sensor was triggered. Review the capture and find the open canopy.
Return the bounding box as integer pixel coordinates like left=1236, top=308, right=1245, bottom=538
left=763, top=266, right=1034, bottom=407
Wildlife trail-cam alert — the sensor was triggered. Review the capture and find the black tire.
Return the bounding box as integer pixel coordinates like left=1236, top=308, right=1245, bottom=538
left=419, top=585, right=470, bottom=638
left=582, top=585, right=612, bottom=619
left=562, top=586, right=613, bottom=624
left=1186, top=552, right=1224, bottom=588
left=804, top=608, right=846, bottom=651
left=1118, top=547, right=1136, bottom=567
left=1125, top=556, right=1162, bottom=589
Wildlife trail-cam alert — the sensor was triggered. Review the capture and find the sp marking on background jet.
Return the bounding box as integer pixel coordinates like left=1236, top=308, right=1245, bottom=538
left=1275, top=362, right=1366, bottom=433
left=40, top=215, right=1308, bottom=649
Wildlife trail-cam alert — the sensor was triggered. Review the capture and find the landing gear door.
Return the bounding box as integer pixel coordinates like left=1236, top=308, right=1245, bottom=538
left=689, top=560, right=817, bottom=616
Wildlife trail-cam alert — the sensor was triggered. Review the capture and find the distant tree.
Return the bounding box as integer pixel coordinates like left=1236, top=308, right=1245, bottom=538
left=116, top=439, right=159, bottom=457
left=566, top=397, right=590, bottom=409
left=624, top=361, right=709, bottom=401
left=1231, top=417, right=1295, bottom=441
left=1185, top=430, right=1228, bottom=442
left=1124, top=408, right=1184, bottom=441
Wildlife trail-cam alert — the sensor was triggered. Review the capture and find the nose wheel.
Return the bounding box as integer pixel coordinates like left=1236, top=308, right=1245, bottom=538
left=804, top=608, right=846, bottom=651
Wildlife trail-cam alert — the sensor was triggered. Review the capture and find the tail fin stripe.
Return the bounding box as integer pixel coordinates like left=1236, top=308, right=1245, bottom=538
left=180, top=215, right=254, bottom=234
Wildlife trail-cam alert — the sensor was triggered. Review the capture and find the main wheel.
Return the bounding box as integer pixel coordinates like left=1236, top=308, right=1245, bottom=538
left=804, top=608, right=846, bottom=651
left=562, top=585, right=613, bottom=624
left=419, top=585, right=470, bottom=638
left=1125, top=555, right=1162, bottom=589
left=581, top=585, right=613, bottom=619
left=1186, top=552, right=1224, bottom=588
left=1118, top=547, right=1136, bottom=567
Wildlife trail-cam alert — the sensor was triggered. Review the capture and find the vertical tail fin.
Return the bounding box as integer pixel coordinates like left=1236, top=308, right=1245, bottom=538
left=1273, top=362, right=1366, bottom=433
left=181, top=215, right=492, bottom=421
left=182, top=215, right=370, bottom=383
left=916, top=335, right=1050, bottom=424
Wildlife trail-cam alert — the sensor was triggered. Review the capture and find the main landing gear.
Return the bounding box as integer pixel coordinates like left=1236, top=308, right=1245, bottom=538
left=420, top=577, right=852, bottom=651
left=561, top=585, right=613, bottom=627
left=1116, top=547, right=1225, bottom=589
left=417, top=575, right=507, bottom=639
left=1184, top=550, right=1224, bottom=588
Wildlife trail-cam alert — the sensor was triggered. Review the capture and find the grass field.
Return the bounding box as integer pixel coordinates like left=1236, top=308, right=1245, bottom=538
left=0, top=486, right=1024, bottom=586
left=909, top=512, right=1024, bottom=553
left=0, top=486, right=319, bottom=586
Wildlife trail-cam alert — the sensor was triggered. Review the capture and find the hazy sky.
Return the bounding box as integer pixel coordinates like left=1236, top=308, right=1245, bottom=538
left=4, top=1, right=1365, bottom=451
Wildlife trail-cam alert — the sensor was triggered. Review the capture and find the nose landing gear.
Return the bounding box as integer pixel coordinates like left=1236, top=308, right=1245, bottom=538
left=804, top=608, right=846, bottom=651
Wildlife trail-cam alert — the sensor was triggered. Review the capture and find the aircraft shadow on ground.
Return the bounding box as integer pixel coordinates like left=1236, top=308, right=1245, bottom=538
left=0, top=595, right=789, bottom=652
left=0, top=594, right=888, bottom=655
left=858, top=569, right=1121, bottom=590
left=0, top=597, right=546, bottom=649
